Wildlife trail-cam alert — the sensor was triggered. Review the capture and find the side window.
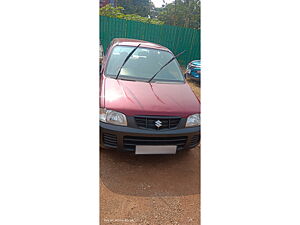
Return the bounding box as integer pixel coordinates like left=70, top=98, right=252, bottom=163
left=101, top=41, right=114, bottom=74
left=106, top=41, right=115, bottom=55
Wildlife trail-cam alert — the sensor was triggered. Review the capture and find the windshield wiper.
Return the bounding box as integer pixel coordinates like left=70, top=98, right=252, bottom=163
left=115, top=44, right=141, bottom=79
left=147, top=50, right=186, bottom=83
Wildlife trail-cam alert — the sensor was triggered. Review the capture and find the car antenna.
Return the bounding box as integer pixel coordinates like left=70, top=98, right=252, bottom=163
left=115, top=43, right=141, bottom=79
left=147, top=50, right=186, bottom=83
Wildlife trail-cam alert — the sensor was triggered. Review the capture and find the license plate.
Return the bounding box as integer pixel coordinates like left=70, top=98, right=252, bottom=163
left=135, top=145, right=177, bottom=154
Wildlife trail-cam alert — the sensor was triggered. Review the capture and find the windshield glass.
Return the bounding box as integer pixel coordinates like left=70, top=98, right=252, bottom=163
left=105, top=46, right=184, bottom=83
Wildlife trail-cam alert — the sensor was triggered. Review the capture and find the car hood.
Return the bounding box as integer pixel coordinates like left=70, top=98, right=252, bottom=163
left=101, top=77, right=200, bottom=118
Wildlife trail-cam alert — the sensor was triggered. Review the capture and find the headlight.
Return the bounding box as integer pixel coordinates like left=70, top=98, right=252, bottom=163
left=186, top=114, right=201, bottom=127
left=99, top=108, right=127, bottom=126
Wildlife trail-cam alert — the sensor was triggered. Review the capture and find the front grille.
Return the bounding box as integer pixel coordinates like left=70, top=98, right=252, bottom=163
left=123, top=136, right=187, bottom=151
left=135, top=116, right=181, bottom=130
left=103, top=133, right=117, bottom=148
left=189, top=135, right=200, bottom=147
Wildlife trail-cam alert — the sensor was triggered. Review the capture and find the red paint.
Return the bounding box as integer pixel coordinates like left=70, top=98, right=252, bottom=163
left=100, top=39, right=200, bottom=118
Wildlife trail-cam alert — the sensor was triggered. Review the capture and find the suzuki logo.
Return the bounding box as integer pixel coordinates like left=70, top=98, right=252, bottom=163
left=155, top=120, right=162, bottom=128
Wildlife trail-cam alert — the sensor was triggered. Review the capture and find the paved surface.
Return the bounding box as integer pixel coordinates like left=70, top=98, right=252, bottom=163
left=100, top=81, right=200, bottom=225
left=100, top=145, right=200, bottom=225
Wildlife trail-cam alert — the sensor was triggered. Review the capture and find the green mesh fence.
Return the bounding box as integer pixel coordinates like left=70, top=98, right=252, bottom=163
left=100, top=16, right=200, bottom=66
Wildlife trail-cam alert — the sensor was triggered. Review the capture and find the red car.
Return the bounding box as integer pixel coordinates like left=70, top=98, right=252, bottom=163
left=100, top=38, right=200, bottom=154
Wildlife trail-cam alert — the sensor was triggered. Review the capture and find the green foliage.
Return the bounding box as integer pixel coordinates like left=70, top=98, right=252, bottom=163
left=157, top=0, right=201, bottom=29
left=116, top=0, right=154, bottom=18
left=100, top=4, right=164, bottom=25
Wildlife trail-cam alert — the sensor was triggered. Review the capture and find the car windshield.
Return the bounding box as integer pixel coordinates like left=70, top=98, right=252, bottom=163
left=105, top=46, right=184, bottom=83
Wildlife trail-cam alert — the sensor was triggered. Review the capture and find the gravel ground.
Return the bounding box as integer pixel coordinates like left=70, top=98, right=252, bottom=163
left=100, top=81, right=200, bottom=225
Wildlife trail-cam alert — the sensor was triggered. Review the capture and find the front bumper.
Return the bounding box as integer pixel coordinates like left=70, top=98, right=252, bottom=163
left=100, top=122, right=201, bottom=152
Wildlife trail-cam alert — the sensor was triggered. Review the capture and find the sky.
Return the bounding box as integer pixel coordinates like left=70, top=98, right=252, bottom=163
left=151, top=0, right=174, bottom=8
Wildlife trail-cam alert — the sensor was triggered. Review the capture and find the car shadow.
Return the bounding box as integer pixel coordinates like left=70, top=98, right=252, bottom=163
left=187, top=78, right=200, bottom=87
left=100, top=146, right=200, bottom=197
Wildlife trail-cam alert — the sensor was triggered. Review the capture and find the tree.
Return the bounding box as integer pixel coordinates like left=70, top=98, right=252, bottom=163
left=115, top=0, right=153, bottom=17
left=157, top=0, right=201, bottom=29
left=100, top=4, right=164, bottom=25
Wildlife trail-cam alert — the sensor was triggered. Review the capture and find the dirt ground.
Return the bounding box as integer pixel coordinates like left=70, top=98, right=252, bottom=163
left=100, top=80, right=200, bottom=225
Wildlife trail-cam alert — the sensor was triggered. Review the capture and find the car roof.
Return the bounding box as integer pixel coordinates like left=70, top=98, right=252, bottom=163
left=111, top=38, right=172, bottom=53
